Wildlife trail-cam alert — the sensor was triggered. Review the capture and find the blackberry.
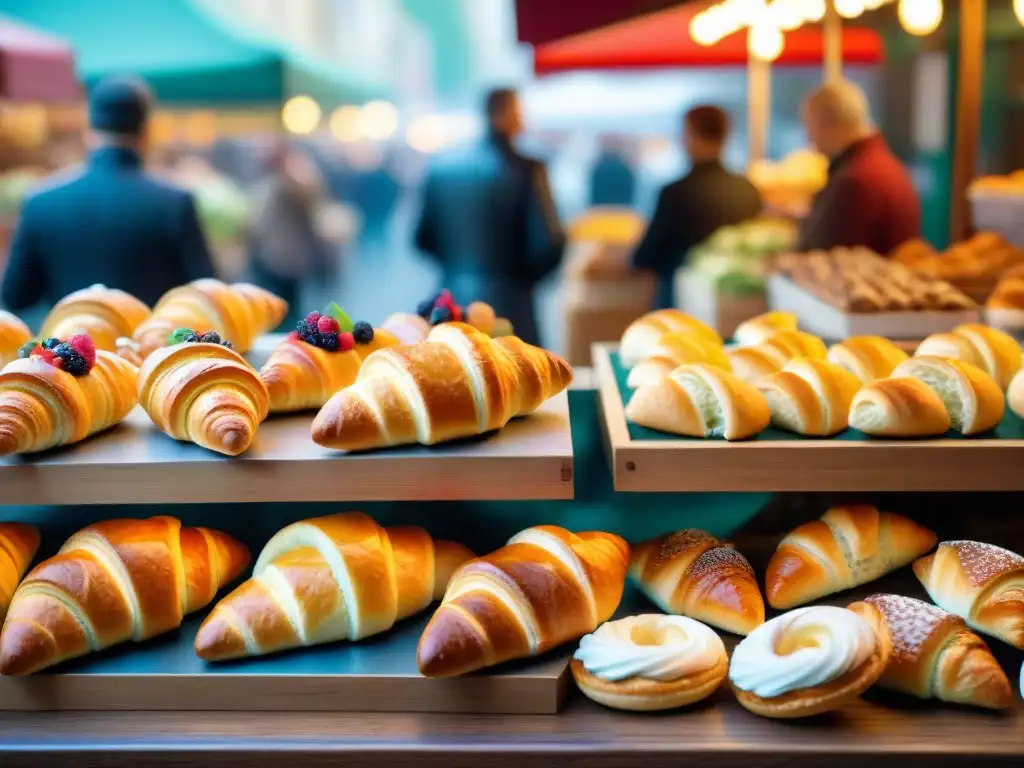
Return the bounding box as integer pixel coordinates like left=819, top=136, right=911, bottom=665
left=429, top=306, right=452, bottom=325
left=298, top=330, right=319, bottom=346
left=53, top=342, right=75, bottom=359
left=62, top=352, right=89, bottom=376
left=42, top=338, right=61, bottom=350
left=184, top=333, right=201, bottom=343
left=200, top=331, right=222, bottom=344
left=318, top=332, right=339, bottom=352
left=223, top=340, right=234, bottom=349
left=297, top=320, right=317, bottom=337
left=352, top=321, right=374, bottom=344
left=416, top=299, right=434, bottom=318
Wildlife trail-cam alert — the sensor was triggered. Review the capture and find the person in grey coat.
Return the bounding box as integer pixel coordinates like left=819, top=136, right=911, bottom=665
left=414, top=88, right=565, bottom=346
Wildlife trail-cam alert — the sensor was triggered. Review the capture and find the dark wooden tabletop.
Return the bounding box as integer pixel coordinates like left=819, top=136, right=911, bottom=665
left=1, top=688, right=1021, bottom=768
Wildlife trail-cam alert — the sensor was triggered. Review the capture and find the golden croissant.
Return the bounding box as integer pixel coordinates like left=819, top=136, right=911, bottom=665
left=195, top=511, right=474, bottom=661
left=0, top=310, right=31, bottom=367
left=0, top=516, right=249, bottom=675
left=312, top=322, right=572, bottom=451
left=138, top=341, right=270, bottom=456
left=260, top=328, right=400, bottom=413
left=133, top=279, right=287, bottom=358
left=0, top=523, right=40, bottom=623
left=40, top=285, right=151, bottom=352
left=0, top=349, right=138, bottom=456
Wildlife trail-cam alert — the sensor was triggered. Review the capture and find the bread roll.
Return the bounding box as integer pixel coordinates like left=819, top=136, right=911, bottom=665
left=916, top=324, right=1022, bottom=390
left=757, top=358, right=862, bottom=436
left=891, top=356, right=1004, bottom=435
left=733, top=312, right=798, bottom=346
left=848, top=377, right=951, bottom=437
left=1009, top=367, right=1024, bottom=420
left=826, top=335, right=909, bottom=383
left=626, top=332, right=729, bottom=389
left=620, top=310, right=721, bottom=368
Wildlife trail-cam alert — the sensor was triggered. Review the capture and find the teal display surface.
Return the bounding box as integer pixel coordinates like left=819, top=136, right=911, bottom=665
left=610, top=351, right=1024, bottom=442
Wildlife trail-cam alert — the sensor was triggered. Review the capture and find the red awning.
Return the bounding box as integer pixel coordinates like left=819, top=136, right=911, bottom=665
left=533, top=4, right=883, bottom=74
left=515, top=0, right=686, bottom=45
left=0, top=18, right=80, bottom=102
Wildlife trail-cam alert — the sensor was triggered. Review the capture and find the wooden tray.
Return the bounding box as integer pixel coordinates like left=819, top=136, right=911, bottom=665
left=0, top=392, right=574, bottom=505
left=594, top=343, right=1024, bottom=492
left=0, top=609, right=570, bottom=714
left=768, top=274, right=981, bottom=339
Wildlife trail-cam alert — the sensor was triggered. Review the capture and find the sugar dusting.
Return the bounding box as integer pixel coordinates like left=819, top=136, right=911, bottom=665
left=864, top=593, right=954, bottom=663
left=690, top=546, right=755, bottom=578
left=945, top=541, right=1024, bottom=587
left=648, top=530, right=717, bottom=569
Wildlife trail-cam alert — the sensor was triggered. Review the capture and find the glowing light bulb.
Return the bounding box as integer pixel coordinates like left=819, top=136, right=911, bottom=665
left=863, top=0, right=886, bottom=9
left=769, top=0, right=804, bottom=30
left=281, top=96, right=321, bottom=135
left=1014, top=0, right=1024, bottom=26
left=690, top=11, right=718, bottom=46
left=834, top=0, right=865, bottom=19
left=329, top=105, right=361, bottom=142
left=798, top=0, right=826, bottom=22
left=749, top=24, right=785, bottom=62
left=359, top=100, right=399, bottom=141
left=898, top=0, right=942, bottom=36
left=406, top=115, right=445, bottom=154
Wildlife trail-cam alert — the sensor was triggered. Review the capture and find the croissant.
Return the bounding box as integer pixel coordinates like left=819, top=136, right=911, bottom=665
left=620, top=310, right=721, bottom=368
left=1009, top=368, right=1024, bottom=420
left=0, top=311, right=31, bottom=368
left=381, top=312, right=431, bottom=344
left=848, top=594, right=1013, bottom=709
left=766, top=504, right=938, bottom=609
left=891, top=357, right=1004, bottom=436
left=629, top=530, right=764, bottom=635
left=733, top=311, right=798, bottom=346
left=626, top=332, right=730, bottom=389
left=0, top=350, right=138, bottom=456
left=260, top=328, right=400, bottom=413
left=417, top=525, right=629, bottom=677
left=726, top=330, right=827, bottom=385
left=133, top=279, right=287, bottom=358
left=626, top=363, right=770, bottom=440
left=0, top=523, right=39, bottom=622
left=915, top=324, right=1022, bottom=390
left=312, top=323, right=572, bottom=451
left=757, top=358, right=862, bottom=436
left=914, top=540, right=1024, bottom=650
left=40, top=285, right=150, bottom=352
left=848, top=377, right=952, bottom=437
left=826, top=335, right=909, bottom=383
left=138, top=341, right=270, bottom=456
left=195, top=512, right=474, bottom=661
left=0, top=516, right=248, bottom=675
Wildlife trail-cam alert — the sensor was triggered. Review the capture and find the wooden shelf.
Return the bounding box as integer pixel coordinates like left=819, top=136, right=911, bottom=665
left=594, top=344, right=1024, bottom=492
left=0, top=391, right=574, bottom=505
left=0, top=609, right=570, bottom=715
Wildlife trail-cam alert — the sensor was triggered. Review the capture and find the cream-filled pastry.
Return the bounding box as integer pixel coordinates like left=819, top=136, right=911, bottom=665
left=729, top=606, right=890, bottom=718
left=571, top=614, right=728, bottom=711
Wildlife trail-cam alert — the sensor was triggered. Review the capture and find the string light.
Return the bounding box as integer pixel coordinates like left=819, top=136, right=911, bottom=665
left=749, top=24, right=785, bottom=62
left=769, top=0, right=804, bottom=30
left=797, top=0, right=827, bottom=22
left=1014, top=0, right=1024, bottom=26
left=359, top=101, right=399, bottom=141
left=329, top=105, right=361, bottom=142
left=281, top=96, right=320, bottom=135
left=690, top=11, right=718, bottom=46
left=898, top=0, right=942, bottom=36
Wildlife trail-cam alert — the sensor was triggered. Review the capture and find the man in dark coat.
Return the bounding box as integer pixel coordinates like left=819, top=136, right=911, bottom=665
left=797, top=80, right=921, bottom=254
left=414, top=87, right=565, bottom=346
left=1, top=76, right=215, bottom=312
left=630, top=106, right=763, bottom=309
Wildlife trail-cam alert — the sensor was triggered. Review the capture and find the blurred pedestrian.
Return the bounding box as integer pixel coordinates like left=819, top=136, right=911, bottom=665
left=629, top=106, right=763, bottom=309
left=414, top=87, right=565, bottom=346
left=797, top=80, right=921, bottom=254
left=1, top=76, right=215, bottom=311
left=248, top=139, right=332, bottom=328
left=588, top=136, right=636, bottom=208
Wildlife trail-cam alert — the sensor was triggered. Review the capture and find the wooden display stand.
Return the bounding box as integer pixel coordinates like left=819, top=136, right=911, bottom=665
left=593, top=343, right=1024, bottom=492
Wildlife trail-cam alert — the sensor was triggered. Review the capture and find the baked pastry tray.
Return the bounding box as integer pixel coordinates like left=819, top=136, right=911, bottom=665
left=768, top=274, right=981, bottom=340
left=0, top=391, right=573, bottom=505
left=0, top=606, right=571, bottom=714
left=593, top=344, right=1024, bottom=492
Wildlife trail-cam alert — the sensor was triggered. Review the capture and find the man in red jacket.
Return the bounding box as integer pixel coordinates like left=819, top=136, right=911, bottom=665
left=797, top=80, right=921, bottom=254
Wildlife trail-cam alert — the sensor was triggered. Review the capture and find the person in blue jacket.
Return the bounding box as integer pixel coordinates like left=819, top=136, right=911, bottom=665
left=588, top=137, right=637, bottom=208
left=414, top=87, right=565, bottom=346
left=1, top=76, right=215, bottom=312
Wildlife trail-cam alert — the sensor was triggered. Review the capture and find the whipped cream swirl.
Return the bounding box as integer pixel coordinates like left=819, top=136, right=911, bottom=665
left=729, top=606, right=876, bottom=698
left=574, top=614, right=725, bottom=682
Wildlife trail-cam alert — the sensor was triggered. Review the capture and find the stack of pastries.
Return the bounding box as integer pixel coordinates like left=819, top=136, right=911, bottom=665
left=621, top=310, right=1023, bottom=440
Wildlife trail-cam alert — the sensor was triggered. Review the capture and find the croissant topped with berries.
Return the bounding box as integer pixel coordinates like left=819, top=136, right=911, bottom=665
left=260, top=309, right=400, bottom=413
left=312, top=322, right=572, bottom=451
left=382, top=291, right=513, bottom=344
left=132, top=279, right=287, bottom=358
left=0, top=310, right=31, bottom=367
left=40, top=285, right=150, bottom=353
left=138, top=334, right=269, bottom=456
left=0, top=336, right=138, bottom=456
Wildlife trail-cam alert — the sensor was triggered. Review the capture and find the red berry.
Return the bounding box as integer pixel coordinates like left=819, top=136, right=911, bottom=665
left=50, top=355, right=65, bottom=370
left=286, top=330, right=300, bottom=341
left=68, top=334, right=96, bottom=364
left=450, top=304, right=463, bottom=322
left=317, top=316, right=340, bottom=334
left=37, top=348, right=57, bottom=365
left=305, top=311, right=322, bottom=325
left=338, top=332, right=355, bottom=352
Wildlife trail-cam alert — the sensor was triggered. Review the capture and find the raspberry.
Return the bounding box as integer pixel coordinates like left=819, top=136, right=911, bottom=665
left=37, top=348, right=57, bottom=365
left=50, top=354, right=65, bottom=370
left=338, top=332, right=355, bottom=352
left=352, top=322, right=374, bottom=344
left=317, top=316, right=340, bottom=334
left=304, top=311, right=322, bottom=326
left=450, top=304, right=463, bottom=322
left=318, top=332, right=339, bottom=352
left=68, top=334, right=96, bottom=365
